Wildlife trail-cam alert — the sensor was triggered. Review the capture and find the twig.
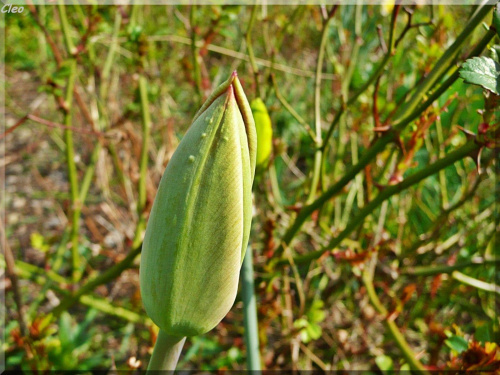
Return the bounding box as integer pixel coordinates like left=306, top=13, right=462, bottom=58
left=394, top=4, right=493, bottom=121
left=134, top=74, right=151, bottom=248
left=402, top=258, right=499, bottom=277
left=321, top=4, right=399, bottom=152
left=245, top=5, right=262, bottom=98
left=50, top=244, right=142, bottom=316
left=452, top=271, right=500, bottom=294
left=61, top=58, right=82, bottom=283
left=1, top=218, right=29, bottom=337
left=271, top=74, right=315, bottom=140
left=307, top=5, right=338, bottom=204
left=395, top=6, right=434, bottom=48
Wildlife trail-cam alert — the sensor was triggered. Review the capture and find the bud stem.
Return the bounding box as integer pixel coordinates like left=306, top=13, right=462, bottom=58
left=147, top=330, right=186, bottom=370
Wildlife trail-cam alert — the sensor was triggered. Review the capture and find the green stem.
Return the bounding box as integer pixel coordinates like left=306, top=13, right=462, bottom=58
left=57, top=1, right=77, bottom=56
left=62, top=59, right=82, bottom=283
left=51, top=244, right=142, bottom=316
left=190, top=6, right=203, bottom=102
left=268, top=163, right=284, bottom=208
left=147, top=330, right=186, bottom=370
left=271, top=74, right=315, bottom=140
left=100, top=10, right=122, bottom=100
left=246, top=5, right=262, bottom=98
left=278, top=140, right=479, bottom=266
left=79, top=144, right=101, bottom=203
left=394, top=27, right=496, bottom=132
left=321, top=5, right=398, bottom=151
left=307, top=8, right=337, bottom=204
left=394, top=4, right=493, bottom=121
left=136, top=74, right=151, bottom=246
left=435, top=115, right=449, bottom=207
left=274, top=134, right=394, bottom=259
left=8, top=258, right=150, bottom=324
left=362, top=273, right=429, bottom=373
left=452, top=271, right=500, bottom=294
left=403, top=175, right=484, bottom=256
left=402, top=259, right=500, bottom=277
left=241, top=247, right=262, bottom=371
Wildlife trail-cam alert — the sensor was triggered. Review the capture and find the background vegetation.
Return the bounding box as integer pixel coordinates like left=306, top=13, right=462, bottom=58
left=3, top=3, right=499, bottom=371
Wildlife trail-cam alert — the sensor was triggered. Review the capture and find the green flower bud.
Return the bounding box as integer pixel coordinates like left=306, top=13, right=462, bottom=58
left=250, top=98, right=273, bottom=170
left=140, top=72, right=256, bottom=337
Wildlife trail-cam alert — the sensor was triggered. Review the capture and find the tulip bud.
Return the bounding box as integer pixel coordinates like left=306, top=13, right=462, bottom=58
left=250, top=98, right=273, bottom=170
left=140, top=72, right=256, bottom=337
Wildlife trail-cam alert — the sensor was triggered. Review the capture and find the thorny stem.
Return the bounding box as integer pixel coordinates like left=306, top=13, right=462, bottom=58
left=275, top=134, right=394, bottom=261
left=407, top=181, right=482, bottom=255
left=394, top=27, right=497, bottom=132
left=394, top=4, right=493, bottom=121
left=273, top=5, right=493, bottom=259
left=277, top=140, right=480, bottom=266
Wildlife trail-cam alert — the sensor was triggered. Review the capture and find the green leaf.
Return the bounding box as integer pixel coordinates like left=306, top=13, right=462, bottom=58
left=459, top=56, right=500, bottom=95
left=305, top=323, right=322, bottom=341
left=445, top=335, right=469, bottom=354
left=307, top=299, right=326, bottom=323
left=58, top=312, right=74, bottom=349
left=375, top=355, right=394, bottom=373
left=475, top=323, right=492, bottom=344
left=491, top=45, right=500, bottom=62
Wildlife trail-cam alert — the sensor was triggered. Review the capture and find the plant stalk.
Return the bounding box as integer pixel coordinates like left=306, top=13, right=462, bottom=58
left=279, top=140, right=479, bottom=266
left=135, top=73, right=151, bottom=246
left=241, top=247, right=262, bottom=371
left=246, top=5, right=262, bottom=98
left=147, top=330, right=186, bottom=370
left=307, top=7, right=337, bottom=204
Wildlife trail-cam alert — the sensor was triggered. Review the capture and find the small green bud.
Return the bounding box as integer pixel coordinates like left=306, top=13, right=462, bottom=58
left=140, top=72, right=256, bottom=337
left=250, top=98, right=273, bottom=170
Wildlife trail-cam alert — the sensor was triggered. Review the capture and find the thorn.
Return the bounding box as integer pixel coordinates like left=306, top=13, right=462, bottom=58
left=468, top=146, right=484, bottom=175
left=373, top=125, right=391, bottom=133
left=456, top=125, right=476, bottom=141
